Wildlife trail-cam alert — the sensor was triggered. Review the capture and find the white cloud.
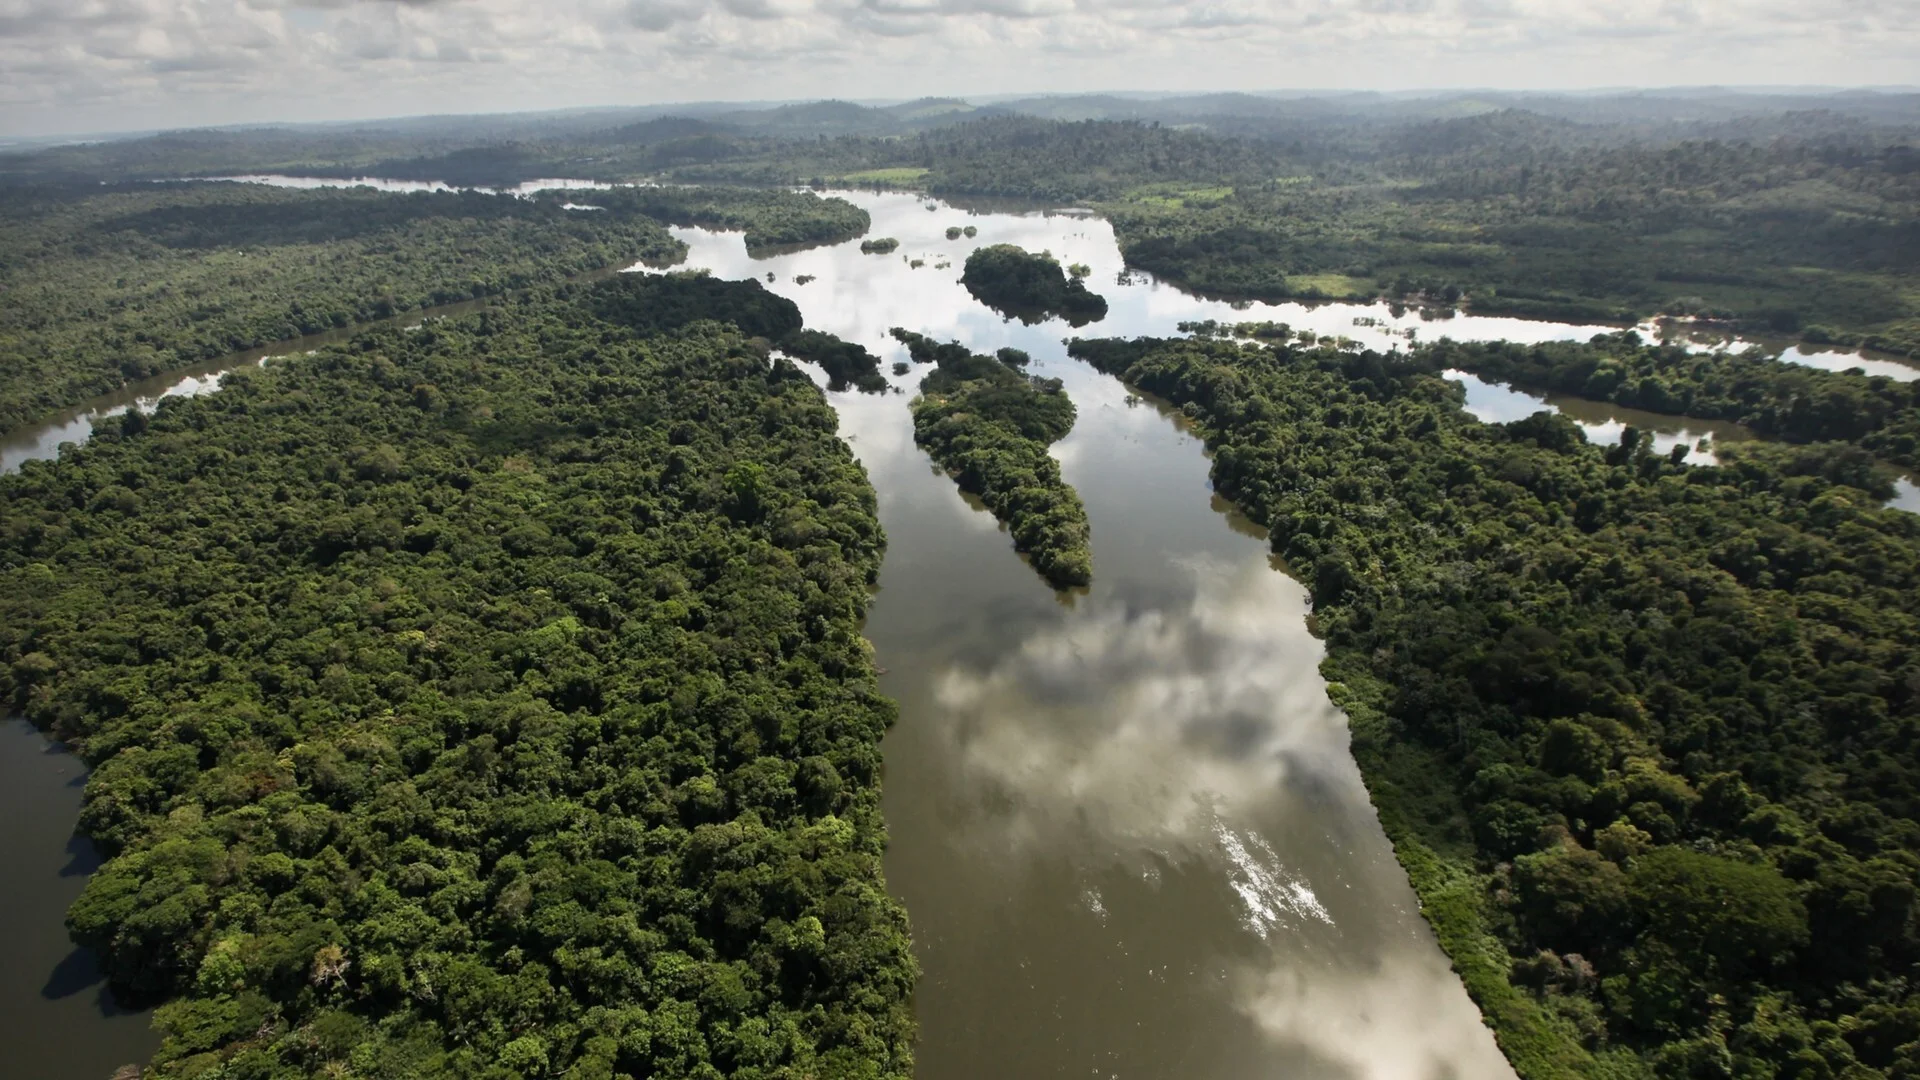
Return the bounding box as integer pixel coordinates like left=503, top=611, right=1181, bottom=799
left=0, top=0, right=1914, bottom=135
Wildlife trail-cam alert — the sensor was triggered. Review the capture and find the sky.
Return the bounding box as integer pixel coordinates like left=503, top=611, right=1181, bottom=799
left=2, top=0, right=1917, bottom=137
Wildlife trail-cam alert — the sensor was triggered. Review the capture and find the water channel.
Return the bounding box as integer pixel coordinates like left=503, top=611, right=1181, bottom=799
left=6, top=187, right=1920, bottom=1078
left=0, top=718, right=160, bottom=1080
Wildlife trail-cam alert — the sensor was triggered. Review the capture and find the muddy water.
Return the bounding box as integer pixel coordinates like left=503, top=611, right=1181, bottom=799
left=834, top=382, right=1515, bottom=1079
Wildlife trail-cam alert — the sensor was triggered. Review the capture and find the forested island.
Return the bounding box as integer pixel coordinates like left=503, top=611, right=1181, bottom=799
left=959, top=245, right=1108, bottom=326
left=1070, top=333, right=1920, bottom=1079
left=0, top=275, right=917, bottom=1078
left=580, top=271, right=887, bottom=392
left=894, top=328, right=1092, bottom=588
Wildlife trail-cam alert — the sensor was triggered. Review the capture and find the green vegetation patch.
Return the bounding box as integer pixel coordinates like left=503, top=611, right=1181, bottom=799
left=960, top=244, right=1108, bottom=326
left=895, top=328, right=1091, bottom=588
left=1070, top=333, right=1920, bottom=1080
left=1120, top=183, right=1236, bottom=210
left=782, top=329, right=890, bottom=393
left=583, top=271, right=801, bottom=339
left=830, top=168, right=930, bottom=187
left=1281, top=273, right=1374, bottom=300
left=0, top=285, right=917, bottom=1078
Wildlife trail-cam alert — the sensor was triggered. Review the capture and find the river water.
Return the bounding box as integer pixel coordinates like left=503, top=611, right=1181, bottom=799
left=647, top=194, right=1545, bottom=1079
left=194, top=174, right=617, bottom=197
left=7, top=187, right=1920, bottom=1078
left=0, top=718, right=159, bottom=1079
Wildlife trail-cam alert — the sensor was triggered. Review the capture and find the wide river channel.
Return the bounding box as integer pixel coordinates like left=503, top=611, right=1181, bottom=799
left=6, top=187, right=1919, bottom=1079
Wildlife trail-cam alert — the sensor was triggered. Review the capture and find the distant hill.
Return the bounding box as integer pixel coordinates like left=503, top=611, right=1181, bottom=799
left=600, top=116, right=728, bottom=144
left=1392, top=109, right=1591, bottom=157
left=7, top=87, right=1917, bottom=187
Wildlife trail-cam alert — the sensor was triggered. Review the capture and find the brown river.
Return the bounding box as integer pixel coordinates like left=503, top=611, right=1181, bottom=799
left=5, top=187, right=1919, bottom=1079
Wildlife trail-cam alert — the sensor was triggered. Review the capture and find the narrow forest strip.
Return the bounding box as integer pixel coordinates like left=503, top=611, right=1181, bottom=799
left=577, top=187, right=871, bottom=254
left=0, top=274, right=916, bottom=1079
left=1420, top=333, right=1920, bottom=472
left=897, top=328, right=1092, bottom=588
left=1070, top=334, right=1920, bottom=1080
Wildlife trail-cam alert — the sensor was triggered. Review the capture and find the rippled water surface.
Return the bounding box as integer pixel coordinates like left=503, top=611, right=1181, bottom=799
left=12, top=186, right=1917, bottom=1079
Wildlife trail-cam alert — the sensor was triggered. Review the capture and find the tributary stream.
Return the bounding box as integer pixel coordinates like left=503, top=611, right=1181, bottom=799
left=6, top=187, right=1920, bottom=1078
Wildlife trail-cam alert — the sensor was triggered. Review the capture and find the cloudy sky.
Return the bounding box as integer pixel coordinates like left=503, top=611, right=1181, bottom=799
left=3, top=0, right=1916, bottom=137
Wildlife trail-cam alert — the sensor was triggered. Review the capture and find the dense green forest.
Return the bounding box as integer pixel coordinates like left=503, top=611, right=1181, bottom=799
left=1069, top=333, right=1920, bottom=1080
left=1420, top=334, right=1920, bottom=471
left=0, top=183, right=681, bottom=433
left=958, top=244, right=1108, bottom=327
left=1100, top=134, right=1920, bottom=356
left=0, top=182, right=871, bottom=433
left=0, top=275, right=917, bottom=1078
left=9, top=91, right=1913, bottom=187
left=894, top=329, right=1091, bottom=589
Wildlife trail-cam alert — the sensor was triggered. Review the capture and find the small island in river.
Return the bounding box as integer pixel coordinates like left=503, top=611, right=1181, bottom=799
left=961, top=244, right=1109, bottom=326
left=896, top=328, right=1092, bottom=588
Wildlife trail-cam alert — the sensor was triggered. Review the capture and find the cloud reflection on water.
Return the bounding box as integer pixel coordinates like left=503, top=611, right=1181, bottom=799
left=1232, top=951, right=1506, bottom=1080
left=930, top=557, right=1338, bottom=863
left=922, top=556, right=1515, bottom=1078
